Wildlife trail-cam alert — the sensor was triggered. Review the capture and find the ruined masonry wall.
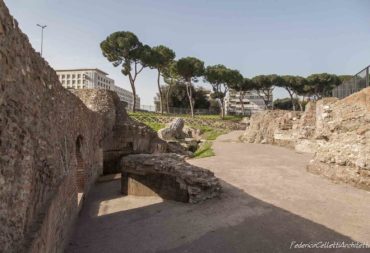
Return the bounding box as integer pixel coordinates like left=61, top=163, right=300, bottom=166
left=0, top=2, right=103, bottom=252
left=243, top=87, right=370, bottom=190
left=72, top=89, right=168, bottom=174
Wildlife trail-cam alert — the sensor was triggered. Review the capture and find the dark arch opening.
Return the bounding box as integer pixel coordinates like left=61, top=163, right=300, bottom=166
left=75, top=135, right=85, bottom=193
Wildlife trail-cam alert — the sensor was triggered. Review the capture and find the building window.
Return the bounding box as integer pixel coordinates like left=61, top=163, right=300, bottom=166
left=62, top=80, right=65, bottom=84
left=77, top=80, right=80, bottom=84
left=67, top=80, right=70, bottom=84
left=77, top=74, right=81, bottom=78
left=72, top=74, right=75, bottom=78
left=62, top=74, right=65, bottom=79
left=72, top=80, right=76, bottom=84
left=67, top=74, right=70, bottom=78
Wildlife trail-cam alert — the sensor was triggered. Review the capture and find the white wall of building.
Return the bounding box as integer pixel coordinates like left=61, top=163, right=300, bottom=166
left=114, top=85, right=140, bottom=111
left=56, top=68, right=140, bottom=110
left=225, top=89, right=271, bottom=115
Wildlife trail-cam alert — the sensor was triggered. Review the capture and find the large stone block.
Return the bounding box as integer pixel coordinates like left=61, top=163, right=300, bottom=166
left=120, top=153, right=221, bottom=203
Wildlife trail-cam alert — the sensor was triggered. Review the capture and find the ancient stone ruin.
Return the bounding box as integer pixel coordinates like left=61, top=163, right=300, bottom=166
left=121, top=153, right=221, bottom=203
left=0, top=2, right=220, bottom=253
left=243, top=88, right=370, bottom=190
left=158, top=117, right=201, bottom=154
left=72, top=89, right=168, bottom=174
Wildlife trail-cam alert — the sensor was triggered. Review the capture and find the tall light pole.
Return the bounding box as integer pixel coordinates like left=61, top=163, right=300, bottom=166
left=37, top=24, right=47, bottom=56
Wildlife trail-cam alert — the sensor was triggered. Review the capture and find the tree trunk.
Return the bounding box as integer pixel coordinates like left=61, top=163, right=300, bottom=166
left=220, top=99, right=225, bottom=119
left=166, top=83, right=172, bottom=113
left=296, top=94, right=303, bottom=111
left=157, top=70, right=164, bottom=114
left=128, top=73, right=136, bottom=112
left=185, top=81, right=194, bottom=117
left=260, top=89, right=270, bottom=110
left=289, top=92, right=296, bottom=111
left=298, top=100, right=303, bottom=111
left=216, top=98, right=224, bottom=119
left=239, top=91, right=245, bottom=116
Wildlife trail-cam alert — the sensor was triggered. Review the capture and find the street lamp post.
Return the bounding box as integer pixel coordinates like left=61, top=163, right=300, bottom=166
left=37, top=24, right=47, bottom=56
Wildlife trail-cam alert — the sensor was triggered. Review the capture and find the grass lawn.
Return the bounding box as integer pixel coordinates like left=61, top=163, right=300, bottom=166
left=129, top=111, right=243, bottom=122
left=191, top=127, right=227, bottom=159
left=129, top=111, right=237, bottom=159
left=193, top=141, right=215, bottom=159
left=144, top=122, right=165, bottom=131
left=196, top=125, right=227, bottom=141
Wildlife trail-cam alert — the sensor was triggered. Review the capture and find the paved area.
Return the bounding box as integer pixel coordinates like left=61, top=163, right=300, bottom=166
left=67, top=131, right=370, bottom=253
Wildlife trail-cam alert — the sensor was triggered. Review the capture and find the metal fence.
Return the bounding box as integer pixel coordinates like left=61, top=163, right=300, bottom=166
left=139, top=105, right=156, bottom=112
left=139, top=105, right=219, bottom=115
left=332, top=65, right=370, bottom=99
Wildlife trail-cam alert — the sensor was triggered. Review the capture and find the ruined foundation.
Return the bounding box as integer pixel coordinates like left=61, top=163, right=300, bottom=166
left=121, top=154, right=222, bottom=203
left=122, top=172, right=190, bottom=202
left=243, top=88, right=370, bottom=190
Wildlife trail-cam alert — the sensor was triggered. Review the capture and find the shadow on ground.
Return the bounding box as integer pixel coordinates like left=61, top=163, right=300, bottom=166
left=66, top=178, right=367, bottom=253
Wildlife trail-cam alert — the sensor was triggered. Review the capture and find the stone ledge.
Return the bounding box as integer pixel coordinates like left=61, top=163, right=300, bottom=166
left=307, top=161, right=370, bottom=191
left=120, top=153, right=221, bottom=203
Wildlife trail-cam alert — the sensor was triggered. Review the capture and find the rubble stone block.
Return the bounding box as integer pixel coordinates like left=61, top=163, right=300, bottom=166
left=120, top=153, right=222, bottom=203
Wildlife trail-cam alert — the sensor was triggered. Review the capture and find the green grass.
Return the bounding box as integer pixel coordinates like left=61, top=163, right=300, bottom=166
left=192, top=127, right=226, bottom=159
left=129, top=111, right=235, bottom=159
left=143, top=122, right=165, bottom=131
left=196, top=125, right=227, bottom=141
left=193, top=141, right=215, bottom=159
left=129, top=111, right=243, bottom=122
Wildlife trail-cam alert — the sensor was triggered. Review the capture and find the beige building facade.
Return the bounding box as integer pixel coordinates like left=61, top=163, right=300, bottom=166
left=56, top=68, right=140, bottom=110
left=225, top=89, right=271, bottom=115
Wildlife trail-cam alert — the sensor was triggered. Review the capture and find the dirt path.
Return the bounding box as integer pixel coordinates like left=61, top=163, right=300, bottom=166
left=66, top=131, right=370, bottom=253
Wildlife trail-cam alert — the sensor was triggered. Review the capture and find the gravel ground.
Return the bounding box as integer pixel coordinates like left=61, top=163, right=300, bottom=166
left=66, top=131, right=370, bottom=253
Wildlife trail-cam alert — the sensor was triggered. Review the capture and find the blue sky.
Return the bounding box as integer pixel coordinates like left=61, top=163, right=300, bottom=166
left=5, top=0, right=370, bottom=105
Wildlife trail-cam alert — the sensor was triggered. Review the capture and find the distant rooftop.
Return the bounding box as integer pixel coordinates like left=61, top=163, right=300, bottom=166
left=55, top=68, right=109, bottom=76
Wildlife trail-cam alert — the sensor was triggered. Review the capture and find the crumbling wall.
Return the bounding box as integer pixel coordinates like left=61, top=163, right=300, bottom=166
left=0, top=3, right=103, bottom=252
left=243, top=110, right=302, bottom=148
left=72, top=89, right=168, bottom=174
left=243, top=88, right=370, bottom=190
left=307, top=88, right=370, bottom=190
left=0, top=1, right=211, bottom=252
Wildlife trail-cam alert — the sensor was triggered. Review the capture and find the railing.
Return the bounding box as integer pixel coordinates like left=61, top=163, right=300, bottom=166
left=139, top=105, right=156, bottom=112
left=332, top=65, right=370, bottom=99
left=139, top=105, right=219, bottom=115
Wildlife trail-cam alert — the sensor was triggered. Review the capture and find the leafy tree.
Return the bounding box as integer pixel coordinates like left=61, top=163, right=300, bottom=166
left=229, top=77, right=253, bottom=115
left=273, top=98, right=306, bottom=110
left=251, top=75, right=282, bottom=109
left=176, top=57, right=205, bottom=117
left=279, top=75, right=306, bottom=111
left=204, top=65, right=241, bottom=118
left=223, top=69, right=244, bottom=117
left=338, top=75, right=353, bottom=83
left=148, top=45, right=175, bottom=114
left=100, top=31, right=151, bottom=111
left=305, top=73, right=341, bottom=99
left=193, top=87, right=211, bottom=110
left=160, top=83, right=188, bottom=109
left=163, top=61, right=180, bottom=113
left=154, top=83, right=210, bottom=113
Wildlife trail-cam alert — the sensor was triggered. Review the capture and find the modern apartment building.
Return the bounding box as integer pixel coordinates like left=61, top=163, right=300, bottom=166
left=56, top=68, right=140, bottom=111
left=56, top=68, right=114, bottom=90
left=225, top=89, right=272, bottom=115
